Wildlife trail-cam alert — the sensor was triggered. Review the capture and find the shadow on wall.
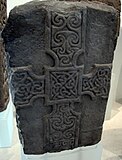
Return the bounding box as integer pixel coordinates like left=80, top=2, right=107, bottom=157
left=104, top=27, right=122, bottom=120
left=116, top=66, right=122, bottom=104
left=114, top=27, right=122, bottom=104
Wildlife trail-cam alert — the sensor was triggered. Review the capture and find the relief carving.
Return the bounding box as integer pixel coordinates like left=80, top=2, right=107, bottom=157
left=59, top=0, right=121, bottom=35
left=44, top=10, right=112, bottom=151
left=82, top=64, right=112, bottom=99
left=2, top=1, right=118, bottom=154
left=11, top=67, right=45, bottom=108
left=11, top=10, right=113, bottom=152
left=47, top=11, right=85, bottom=67
left=45, top=103, right=81, bottom=152
left=45, top=66, right=83, bottom=105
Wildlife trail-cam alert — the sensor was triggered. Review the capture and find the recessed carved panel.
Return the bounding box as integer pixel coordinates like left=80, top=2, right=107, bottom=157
left=45, top=66, right=83, bottom=105
left=47, top=11, right=85, bottom=67
left=45, top=103, right=81, bottom=152
left=11, top=67, right=45, bottom=108
left=82, top=64, right=112, bottom=98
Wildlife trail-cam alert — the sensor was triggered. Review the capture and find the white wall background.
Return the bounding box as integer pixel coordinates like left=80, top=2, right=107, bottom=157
left=112, top=3, right=122, bottom=103
left=113, top=27, right=122, bottom=103
left=7, top=0, right=32, bottom=15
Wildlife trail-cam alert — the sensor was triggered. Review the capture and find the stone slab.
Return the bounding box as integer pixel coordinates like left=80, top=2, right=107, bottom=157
left=59, top=0, right=121, bottom=12
left=2, top=0, right=119, bottom=155
left=59, top=0, right=121, bottom=35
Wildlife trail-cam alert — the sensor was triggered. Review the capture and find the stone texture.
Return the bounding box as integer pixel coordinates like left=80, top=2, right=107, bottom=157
left=59, top=0, right=121, bottom=11
left=59, top=0, right=121, bottom=35
left=0, top=0, right=9, bottom=112
left=2, top=1, right=118, bottom=154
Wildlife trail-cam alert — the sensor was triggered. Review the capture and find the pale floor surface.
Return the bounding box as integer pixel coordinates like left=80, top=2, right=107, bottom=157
left=102, top=102, right=122, bottom=160
left=0, top=102, right=122, bottom=160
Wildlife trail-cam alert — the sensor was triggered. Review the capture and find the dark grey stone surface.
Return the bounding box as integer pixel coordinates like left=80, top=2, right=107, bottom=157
left=2, top=1, right=118, bottom=154
left=59, top=0, right=121, bottom=36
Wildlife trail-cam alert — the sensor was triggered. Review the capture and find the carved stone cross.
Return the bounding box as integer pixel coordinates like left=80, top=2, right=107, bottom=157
left=2, top=1, right=118, bottom=154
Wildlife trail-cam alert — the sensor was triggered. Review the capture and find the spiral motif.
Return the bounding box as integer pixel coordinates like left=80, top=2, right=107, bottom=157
left=46, top=103, right=80, bottom=150
left=51, top=116, right=64, bottom=131
left=17, top=84, right=32, bottom=99
left=52, top=12, right=66, bottom=28
left=51, top=115, right=75, bottom=131
left=54, top=31, right=66, bottom=46
left=51, top=11, right=82, bottom=66
left=67, top=32, right=80, bottom=47
left=59, top=104, right=69, bottom=112
left=64, top=115, right=76, bottom=126
left=52, top=131, right=62, bottom=141
left=60, top=56, right=71, bottom=65
left=67, top=13, right=81, bottom=30
left=63, top=130, right=74, bottom=139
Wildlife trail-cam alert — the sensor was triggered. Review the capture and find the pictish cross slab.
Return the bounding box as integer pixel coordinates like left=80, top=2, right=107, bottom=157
left=11, top=10, right=112, bottom=152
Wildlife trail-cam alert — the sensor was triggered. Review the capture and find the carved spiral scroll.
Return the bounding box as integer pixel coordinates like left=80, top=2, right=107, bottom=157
left=45, top=103, right=81, bottom=152
left=49, top=11, right=83, bottom=67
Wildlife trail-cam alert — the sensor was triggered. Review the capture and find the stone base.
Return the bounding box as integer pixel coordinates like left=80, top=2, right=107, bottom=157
left=0, top=97, right=14, bottom=148
left=21, top=142, right=102, bottom=160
